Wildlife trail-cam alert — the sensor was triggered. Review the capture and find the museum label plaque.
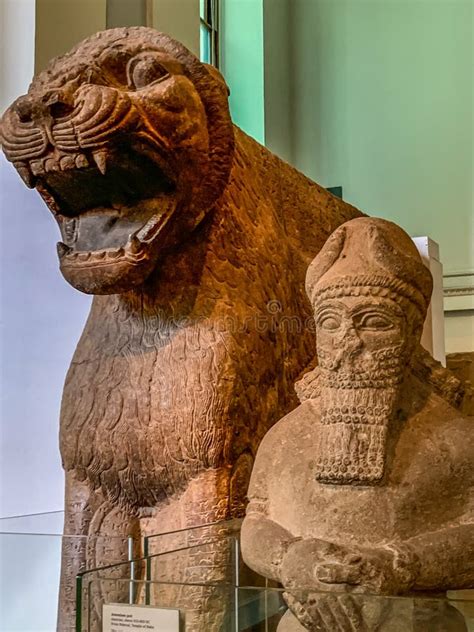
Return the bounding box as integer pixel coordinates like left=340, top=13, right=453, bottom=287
left=102, top=604, right=180, bottom=632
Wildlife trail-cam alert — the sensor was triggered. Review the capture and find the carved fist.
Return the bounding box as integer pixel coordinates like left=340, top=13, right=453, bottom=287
left=284, top=591, right=370, bottom=632
left=280, top=538, right=418, bottom=595
left=314, top=544, right=419, bottom=595
left=280, top=538, right=345, bottom=590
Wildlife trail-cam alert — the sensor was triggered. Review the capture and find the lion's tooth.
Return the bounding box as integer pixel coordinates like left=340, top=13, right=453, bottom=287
left=136, top=215, right=162, bottom=242
left=92, top=150, right=107, bottom=175
left=63, top=218, right=77, bottom=243
left=136, top=203, right=176, bottom=243
left=30, top=160, right=44, bottom=176
left=77, top=252, right=90, bottom=262
left=60, top=155, right=75, bottom=171
left=75, top=154, right=88, bottom=169
left=126, top=234, right=141, bottom=255
left=15, top=162, right=35, bottom=188
left=57, top=242, right=72, bottom=258
left=107, top=248, right=124, bottom=260
left=45, top=158, right=60, bottom=173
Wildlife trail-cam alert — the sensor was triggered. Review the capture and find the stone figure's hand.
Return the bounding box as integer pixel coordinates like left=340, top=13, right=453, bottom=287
left=284, top=590, right=369, bottom=632
left=280, top=538, right=348, bottom=590
left=315, top=544, right=418, bottom=595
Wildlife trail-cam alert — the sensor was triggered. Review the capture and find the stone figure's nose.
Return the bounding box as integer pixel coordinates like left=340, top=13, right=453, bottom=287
left=340, top=324, right=363, bottom=356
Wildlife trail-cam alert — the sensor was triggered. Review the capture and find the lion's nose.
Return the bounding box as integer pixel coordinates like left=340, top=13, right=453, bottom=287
left=13, top=91, right=74, bottom=124
left=41, top=90, right=75, bottom=119
left=13, top=96, right=35, bottom=123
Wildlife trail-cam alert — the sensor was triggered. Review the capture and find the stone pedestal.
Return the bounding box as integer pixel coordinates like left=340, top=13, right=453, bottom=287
left=413, top=236, right=445, bottom=366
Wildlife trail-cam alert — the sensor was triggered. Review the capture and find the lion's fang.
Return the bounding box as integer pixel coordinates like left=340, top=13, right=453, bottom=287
left=92, top=150, right=107, bottom=175
left=127, top=234, right=141, bottom=254
left=57, top=242, right=72, bottom=258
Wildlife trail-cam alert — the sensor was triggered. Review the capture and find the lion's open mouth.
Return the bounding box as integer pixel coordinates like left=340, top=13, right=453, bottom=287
left=33, top=148, right=177, bottom=268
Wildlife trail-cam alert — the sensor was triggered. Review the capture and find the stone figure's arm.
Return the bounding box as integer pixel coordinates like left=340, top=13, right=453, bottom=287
left=312, top=523, right=474, bottom=595
left=240, top=426, right=303, bottom=583
left=240, top=507, right=300, bottom=582
left=405, top=521, right=474, bottom=590
left=405, top=429, right=474, bottom=590
left=242, top=506, right=344, bottom=588
left=407, top=432, right=474, bottom=590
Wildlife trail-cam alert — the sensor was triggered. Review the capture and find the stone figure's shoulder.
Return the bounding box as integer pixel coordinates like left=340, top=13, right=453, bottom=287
left=406, top=391, right=473, bottom=468
left=251, top=401, right=318, bottom=472
left=248, top=401, right=318, bottom=501
left=261, top=401, right=317, bottom=449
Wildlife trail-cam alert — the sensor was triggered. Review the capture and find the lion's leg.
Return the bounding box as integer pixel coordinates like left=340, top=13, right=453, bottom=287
left=142, top=460, right=252, bottom=632
left=57, top=472, right=101, bottom=632
left=57, top=473, right=140, bottom=632
left=85, top=504, right=141, bottom=631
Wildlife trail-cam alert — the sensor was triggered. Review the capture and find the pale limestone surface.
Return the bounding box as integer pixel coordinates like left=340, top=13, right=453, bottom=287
left=242, top=218, right=473, bottom=632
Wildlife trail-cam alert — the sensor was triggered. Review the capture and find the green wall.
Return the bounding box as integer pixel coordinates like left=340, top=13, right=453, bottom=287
left=263, top=0, right=291, bottom=163
left=290, top=0, right=473, bottom=276
left=220, top=0, right=265, bottom=143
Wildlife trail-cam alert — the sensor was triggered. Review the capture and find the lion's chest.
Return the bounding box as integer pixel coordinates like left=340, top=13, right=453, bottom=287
left=60, top=320, right=234, bottom=507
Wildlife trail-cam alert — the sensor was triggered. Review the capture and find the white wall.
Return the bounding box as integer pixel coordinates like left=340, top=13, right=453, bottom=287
left=445, top=312, right=474, bottom=354
left=263, top=0, right=291, bottom=162
left=0, top=158, right=91, bottom=517
left=0, top=0, right=36, bottom=113
left=107, top=0, right=147, bottom=28
left=1, top=0, right=104, bottom=520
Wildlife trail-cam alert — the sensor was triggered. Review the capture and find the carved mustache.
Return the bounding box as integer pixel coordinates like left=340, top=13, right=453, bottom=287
left=318, top=343, right=406, bottom=373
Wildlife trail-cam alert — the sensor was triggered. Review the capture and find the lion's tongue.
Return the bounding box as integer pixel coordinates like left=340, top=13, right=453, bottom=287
left=60, top=197, right=177, bottom=253
left=69, top=212, right=141, bottom=251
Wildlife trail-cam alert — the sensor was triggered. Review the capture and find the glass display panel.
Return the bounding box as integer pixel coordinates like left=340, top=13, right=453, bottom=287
left=77, top=538, right=238, bottom=631
left=78, top=578, right=474, bottom=632
left=0, top=512, right=133, bottom=632
left=0, top=510, right=65, bottom=534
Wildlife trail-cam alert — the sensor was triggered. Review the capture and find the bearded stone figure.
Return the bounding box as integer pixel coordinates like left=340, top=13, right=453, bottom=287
left=241, top=218, right=473, bottom=632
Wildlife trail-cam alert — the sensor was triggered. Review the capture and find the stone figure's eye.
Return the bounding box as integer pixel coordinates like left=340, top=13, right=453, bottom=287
left=357, top=313, right=393, bottom=330
left=127, top=56, right=169, bottom=89
left=319, top=315, right=341, bottom=331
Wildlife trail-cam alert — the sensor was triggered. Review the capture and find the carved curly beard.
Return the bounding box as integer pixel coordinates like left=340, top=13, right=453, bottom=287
left=315, top=344, right=407, bottom=485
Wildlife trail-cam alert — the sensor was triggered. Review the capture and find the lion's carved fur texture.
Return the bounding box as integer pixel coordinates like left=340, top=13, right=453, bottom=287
left=61, top=129, right=363, bottom=509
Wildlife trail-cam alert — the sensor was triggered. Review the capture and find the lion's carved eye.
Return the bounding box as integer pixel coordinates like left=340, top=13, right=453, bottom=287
left=127, top=56, right=169, bottom=90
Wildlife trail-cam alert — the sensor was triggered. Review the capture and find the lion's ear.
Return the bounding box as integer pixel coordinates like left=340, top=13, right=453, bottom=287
left=203, top=63, right=230, bottom=96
